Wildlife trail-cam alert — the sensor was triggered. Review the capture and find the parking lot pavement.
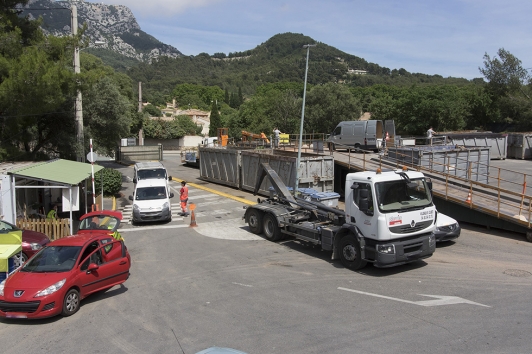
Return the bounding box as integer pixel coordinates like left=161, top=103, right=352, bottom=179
left=117, top=179, right=264, bottom=241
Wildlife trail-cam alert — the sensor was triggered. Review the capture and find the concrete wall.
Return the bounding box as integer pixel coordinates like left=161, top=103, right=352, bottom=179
left=180, top=136, right=204, bottom=149
left=144, top=139, right=180, bottom=150
left=118, top=145, right=163, bottom=162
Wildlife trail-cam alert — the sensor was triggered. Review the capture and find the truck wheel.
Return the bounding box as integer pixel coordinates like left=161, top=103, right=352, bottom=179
left=339, top=235, right=367, bottom=270
left=263, top=213, right=281, bottom=241
left=247, top=209, right=263, bottom=234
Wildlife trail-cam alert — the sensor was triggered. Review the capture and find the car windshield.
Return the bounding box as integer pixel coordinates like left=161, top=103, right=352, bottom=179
left=137, top=169, right=166, bottom=180
left=375, top=178, right=432, bottom=212
left=135, top=186, right=167, bottom=200
left=79, top=215, right=120, bottom=231
left=0, top=219, right=21, bottom=232
left=20, top=246, right=82, bottom=273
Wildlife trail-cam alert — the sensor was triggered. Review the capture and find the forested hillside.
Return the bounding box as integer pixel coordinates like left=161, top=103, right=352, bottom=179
left=124, top=33, right=475, bottom=105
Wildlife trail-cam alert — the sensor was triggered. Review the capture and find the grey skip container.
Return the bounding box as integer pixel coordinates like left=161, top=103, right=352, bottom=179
left=387, top=146, right=490, bottom=183
left=444, top=132, right=507, bottom=160
left=507, top=133, right=532, bottom=160
left=198, top=147, right=334, bottom=195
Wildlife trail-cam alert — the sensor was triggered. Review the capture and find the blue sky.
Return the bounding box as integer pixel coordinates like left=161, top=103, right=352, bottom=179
left=93, top=0, right=532, bottom=80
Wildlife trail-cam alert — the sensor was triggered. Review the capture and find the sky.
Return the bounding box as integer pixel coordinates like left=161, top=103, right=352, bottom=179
left=88, top=0, right=532, bottom=80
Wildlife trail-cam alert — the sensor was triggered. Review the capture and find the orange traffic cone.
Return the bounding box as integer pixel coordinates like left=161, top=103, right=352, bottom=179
left=189, top=203, right=197, bottom=227
left=465, top=191, right=472, bottom=203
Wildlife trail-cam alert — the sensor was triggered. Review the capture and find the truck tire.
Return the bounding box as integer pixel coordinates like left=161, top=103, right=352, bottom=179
left=247, top=209, right=263, bottom=234
left=263, top=213, right=281, bottom=241
left=339, top=235, right=367, bottom=270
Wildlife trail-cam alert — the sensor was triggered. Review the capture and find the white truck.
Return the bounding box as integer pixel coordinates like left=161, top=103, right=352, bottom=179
left=244, top=164, right=436, bottom=270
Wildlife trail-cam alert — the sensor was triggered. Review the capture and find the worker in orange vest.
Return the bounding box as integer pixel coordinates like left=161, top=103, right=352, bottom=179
left=180, top=181, right=189, bottom=216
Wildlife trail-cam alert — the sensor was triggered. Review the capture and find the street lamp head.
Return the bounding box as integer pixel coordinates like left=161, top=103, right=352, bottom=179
left=303, top=44, right=316, bottom=49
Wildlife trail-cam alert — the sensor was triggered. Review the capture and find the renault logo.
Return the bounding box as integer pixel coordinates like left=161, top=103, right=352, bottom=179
left=14, top=290, right=24, bottom=297
left=410, top=220, right=416, bottom=228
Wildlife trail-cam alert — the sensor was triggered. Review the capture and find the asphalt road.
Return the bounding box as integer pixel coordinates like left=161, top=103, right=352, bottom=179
left=1, top=154, right=532, bottom=354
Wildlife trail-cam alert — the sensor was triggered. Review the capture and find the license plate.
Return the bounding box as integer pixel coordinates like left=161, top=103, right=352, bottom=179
left=6, top=314, right=27, bottom=319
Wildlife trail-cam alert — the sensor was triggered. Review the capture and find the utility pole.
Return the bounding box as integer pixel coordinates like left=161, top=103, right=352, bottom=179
left=72, top=5, right=84, bottom=162
left=294, top=44, right=316, bottom=195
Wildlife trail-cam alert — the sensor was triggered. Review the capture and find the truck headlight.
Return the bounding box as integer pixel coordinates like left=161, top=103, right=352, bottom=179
left=429, top=234, right=436, bottom=248
left=377, top=244, right=395, bottom=254
left=163, top=202, right=170, bottom=210
left=133, top=204, right=140, bottom=211
left=0, top=279, right=5, bottom=297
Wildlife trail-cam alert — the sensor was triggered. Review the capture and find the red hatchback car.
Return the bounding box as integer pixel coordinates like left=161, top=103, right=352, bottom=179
left=0, top=211, right=130, bottom=319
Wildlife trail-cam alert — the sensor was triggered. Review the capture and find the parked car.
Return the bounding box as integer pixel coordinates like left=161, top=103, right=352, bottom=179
left=0, top=219, right=50, bottom=268
left=0, top=211, right=130, bottom=319
left=434, top=213, right=461, bottom=242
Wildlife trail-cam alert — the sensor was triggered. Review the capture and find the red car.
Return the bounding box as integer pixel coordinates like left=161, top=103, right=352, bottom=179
left=0, top=211, right=130, bottom=319
left=0, top=220, right=50, bottom=268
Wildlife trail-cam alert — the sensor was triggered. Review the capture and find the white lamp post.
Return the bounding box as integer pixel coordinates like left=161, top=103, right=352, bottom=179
left=294, top=44, right=316, bottom=195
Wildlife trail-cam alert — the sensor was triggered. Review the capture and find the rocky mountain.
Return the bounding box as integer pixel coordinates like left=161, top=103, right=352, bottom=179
left=19, top=0, right=182, bottom=62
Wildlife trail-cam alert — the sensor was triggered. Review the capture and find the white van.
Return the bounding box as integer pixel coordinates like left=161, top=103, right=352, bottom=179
left=327, top=120, right=395, bottom=151
left=128, top=179, right=174, bottom=223
left=133, top=162, right=172, bottom=184
left=202, top=137, right=218, bottom=147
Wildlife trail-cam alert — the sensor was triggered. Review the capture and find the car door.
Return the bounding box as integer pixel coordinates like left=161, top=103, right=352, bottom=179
left=77, top=240, right=129, bottom=296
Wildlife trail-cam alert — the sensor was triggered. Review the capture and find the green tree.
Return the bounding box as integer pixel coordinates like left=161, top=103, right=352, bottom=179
left=209, top=101, right=222, bottom=137
left=83, top=76, right=133, bottom=156
left=305, top=83, right=361, bottom=134
left=143, top=103, right=162, bottom=117
left=480, top=48, right=532, bottom=130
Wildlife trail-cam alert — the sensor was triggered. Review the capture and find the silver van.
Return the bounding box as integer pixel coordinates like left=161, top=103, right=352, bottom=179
left=133, top=162, right=172, bottom=184
left=327, top=120, right=395, bottom=151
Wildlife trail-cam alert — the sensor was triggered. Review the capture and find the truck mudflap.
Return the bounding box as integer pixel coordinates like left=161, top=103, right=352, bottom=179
left=369, top=232, right=436, bottom=268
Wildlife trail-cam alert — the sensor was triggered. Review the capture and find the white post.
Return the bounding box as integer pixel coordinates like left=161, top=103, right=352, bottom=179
left=90, top=139, right=96, bottom=209
left=295, top=44, right=315, bottom=195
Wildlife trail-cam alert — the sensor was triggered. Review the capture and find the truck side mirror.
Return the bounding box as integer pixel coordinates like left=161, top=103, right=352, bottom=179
left=128, top=195, right=133, bottom=201
left=426, top=178, right=433, bottom=191
left=168, top=176, right=172, bottom=181
left=169, top=192, right=174, bottom=198
left=133, top=178, right=137, bottom=183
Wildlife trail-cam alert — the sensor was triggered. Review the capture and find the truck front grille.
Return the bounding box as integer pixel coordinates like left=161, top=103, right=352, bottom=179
left=389, top=220, right=433, bottom=234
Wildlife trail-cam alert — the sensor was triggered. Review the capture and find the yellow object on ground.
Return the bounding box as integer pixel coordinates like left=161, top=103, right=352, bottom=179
left=0, top=230, right=22, bottom=272
left=280, top=134, right=289, bottom=144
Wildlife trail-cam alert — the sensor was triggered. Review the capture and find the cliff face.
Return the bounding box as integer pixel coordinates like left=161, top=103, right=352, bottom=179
left=22, top=0, right=182, bottom=62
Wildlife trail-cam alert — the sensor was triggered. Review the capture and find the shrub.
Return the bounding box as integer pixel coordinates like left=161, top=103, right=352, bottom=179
left=94, top=168, right=122, bottom=197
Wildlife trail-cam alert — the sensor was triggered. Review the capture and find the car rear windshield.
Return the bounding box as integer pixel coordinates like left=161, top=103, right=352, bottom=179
left=21, top=246, right=82, bottom=273
left=137, top=168, right=166, bottom=180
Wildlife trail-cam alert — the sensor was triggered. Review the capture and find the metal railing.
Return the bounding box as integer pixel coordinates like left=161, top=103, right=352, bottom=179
left=329, top=142, right=532, bottom=228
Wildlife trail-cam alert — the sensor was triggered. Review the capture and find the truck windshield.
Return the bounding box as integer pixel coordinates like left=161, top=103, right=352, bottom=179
left=375, top=178, right=432, bottom=212
left=135, top=186, right=167, bottom=200
left=137, top=169, right=166, bottom=180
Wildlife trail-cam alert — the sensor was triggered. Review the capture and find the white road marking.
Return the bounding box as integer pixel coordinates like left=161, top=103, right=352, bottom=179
left=232, top=282, right=254, bottom=287
left=120, top=224, right=188, bottom=232
left=338, top=287, right=490, bottom=307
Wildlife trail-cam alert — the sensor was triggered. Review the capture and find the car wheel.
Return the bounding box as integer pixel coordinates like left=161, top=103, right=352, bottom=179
left=263, top=213, right=281, bottom=241
left=12, top=252, right=28, bottom=268
left=247, top=209, right=263, bottom=234
left=62, top=288, right=81, bottom=316
left=339, top=235, right=367, bottom=270
left=354, top=143, right=361, bottom=153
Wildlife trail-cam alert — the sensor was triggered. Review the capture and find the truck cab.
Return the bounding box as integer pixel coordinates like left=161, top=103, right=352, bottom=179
left=343, top=169, right=436, bottom=268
